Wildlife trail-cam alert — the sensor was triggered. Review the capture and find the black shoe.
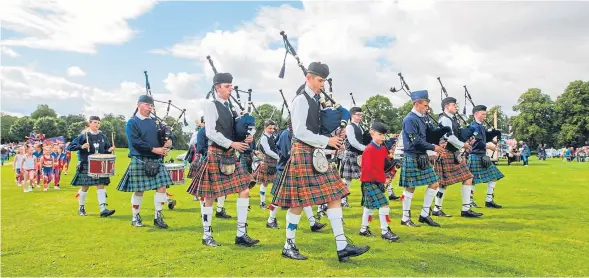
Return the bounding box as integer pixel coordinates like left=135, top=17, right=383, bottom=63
left=154, top=211, right=168, bottom=229
left=389, top=194, right=400, bottom=201
left=260, top=202, right=267, bottom=209
left=337, top=244, right=370, bottom=262
left=202, top=236, right=221, bottom=247
left=215, top=208, right=232, bottom=219
left=401, top=219, right=420, bottom=227
left=418, top=215, right=441, bottom=227
left=317, top=205, right=327, bottom=220
left=132, top=214, right=144, bottom=227
left=168, top=199, right=176, bottom=210
left=100, top=208, right=116, bottom=218
left=485, top=200, right=503, bottom=208
left=282, top=239, right=307, bottom=260
left=266, top=218, right=279, bottom=229
left=461, top=209, right=483, bottom=218
left=235, top=233, right=260, bottom=247
left=381, top=227, right=400, bottom=242
left=78, top=205, right=87, bottom=216
left=359, top=227, right=374, bottom=237
left=432, top=209, right=452, bottom=217
left=471, top=201, right=481, bottom=208
left=310, top=222, right=326, bottom=232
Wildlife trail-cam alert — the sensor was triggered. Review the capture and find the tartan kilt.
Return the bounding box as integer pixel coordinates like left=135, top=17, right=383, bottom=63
left=340, top=150, right=361, bottom=180
left=385, top=167, right=397, bottom=179
left=270, top=169, right=283, bottom=197
left=252, top=155, right=278, bottom=184
left=187, top=153, right=202, bottom=178
left=434, top=151, right=474, bottom=187
left=239, top=152, right=253, bottom=173
left=271, top=140, right=349, bottom=208
left=468, top=154, right=505, bottom=184
left=399, top=155, right=439, bottom=188
left=71, top=162, right=111, bottom=186
left=187, top=145, right=254, bottom=199
left=116, top=156, right=173, bottom=192
left=361, top=182, right=389, bottom=209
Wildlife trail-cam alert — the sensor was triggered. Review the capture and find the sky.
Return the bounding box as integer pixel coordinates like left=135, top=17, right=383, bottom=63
left=2, top=0, right=589, bottom=131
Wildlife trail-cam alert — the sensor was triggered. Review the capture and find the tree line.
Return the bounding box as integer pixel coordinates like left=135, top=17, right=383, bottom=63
left=2, top=79, right=587, bottom=149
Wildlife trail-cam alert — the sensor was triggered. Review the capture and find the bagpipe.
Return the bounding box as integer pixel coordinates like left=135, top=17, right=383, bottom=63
left=349, top=92, right=376, bottom=146
left=278, top=31, right=351, bottom=137
left=437, top=77, right=476, bottom=142
left=135, top=71, right=189, bottom=148
left=462, top=85, right=502, bottom=142
left=389, top=72, right=451, bottom=145
left=205, top=55, right=256, bottom=142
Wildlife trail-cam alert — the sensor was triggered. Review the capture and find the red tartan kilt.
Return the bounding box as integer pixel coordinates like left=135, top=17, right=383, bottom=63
left=272, top=141, right=349, bottom=208
left=186, top=145, right=254, bottom=199
left=434, top=151, right=474, bottom=186
left=252, top=156, right=277, bottom=184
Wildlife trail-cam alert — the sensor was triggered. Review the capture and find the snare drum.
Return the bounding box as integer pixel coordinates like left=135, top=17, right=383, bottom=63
left=87, top=154, right=116, bottom=178
left=165, top=163, right=185, bottom=185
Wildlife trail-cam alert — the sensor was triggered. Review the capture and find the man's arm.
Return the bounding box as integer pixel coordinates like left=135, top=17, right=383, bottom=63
left=291, top=95, right=329, bottom=149
left=204, top=101, right=233, bottom=149
left=346, top=124, right=366, bottom=151
left=440, top=116, right=464, bottom=149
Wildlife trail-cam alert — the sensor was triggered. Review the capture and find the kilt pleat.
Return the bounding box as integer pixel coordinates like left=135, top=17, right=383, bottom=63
left=270, top=169, right=283, bottom=197
left=187, top=153, right=202, bottom=178
left=468, top=154, right=505, bottom=184
left=361, top=182, right=388, bottom=209
left=187, top=145, right=254, bottom=199
left=399, top=155, right=439, bottom=188
left=252, top=155, right=278, bottom=184
left=340, top=150, right=361, bottom=180
left=71, top=162, right=111, bottom=186
left=434, top=151, right=474, bottom=186
left=271, top=140, right=349, bottom=208
left=116, top=156, right=173, bottom=192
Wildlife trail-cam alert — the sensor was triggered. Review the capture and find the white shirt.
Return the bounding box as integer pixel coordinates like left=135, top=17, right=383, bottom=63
left=204, top=98, right=235, bottom=149
left=345, top=122, right=366, bottom=151
left=291, top=85, right=329, bottom=149
left=440, top=111, right=465, bottom=149
left=260, top=132, right=279, bottom=160
left=189, top=131, right=197, bottom=146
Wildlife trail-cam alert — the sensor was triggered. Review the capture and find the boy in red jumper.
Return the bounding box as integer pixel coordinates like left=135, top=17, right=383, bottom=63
left=358, top=122, right=400, bottom=242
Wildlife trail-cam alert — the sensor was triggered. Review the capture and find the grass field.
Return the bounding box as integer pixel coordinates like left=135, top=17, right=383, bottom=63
left=2, top=149, right=589, bottom=276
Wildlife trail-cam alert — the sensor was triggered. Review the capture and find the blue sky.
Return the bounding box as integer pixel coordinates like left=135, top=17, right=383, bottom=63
left=2, top=1, right=303, bottom=95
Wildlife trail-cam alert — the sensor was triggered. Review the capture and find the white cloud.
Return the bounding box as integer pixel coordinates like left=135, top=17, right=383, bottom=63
left=0, top=66, right=204, bottom=131
left=163, top=72, right=203, bottom=98
left=0, top=0, right=157, bottom=53
left=151, top=0, right=589, bottom=116
left=67, top=66, right=86, bottom=77
left=0, top=46, right=19, bottom=57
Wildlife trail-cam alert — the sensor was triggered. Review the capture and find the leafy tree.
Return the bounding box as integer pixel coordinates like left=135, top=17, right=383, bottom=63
left=68, top=121, right=88, bottom=140
left=1, top=113, right=19, bottom=142
left=511, top=88, right=555, bottom=147
left=553, top=80, right=589, bottom=147
left=363, top=95, right=400, bottom=133
left=9, top=117, right=35, bottom=141
left=60, top=114, right=87, bottom=125
left=251, top=104, right=283, bottom=140
left=163, top=115, right=189, bottom=150
left=34, top=117, right=59, bottom=138
left=30, top=104, right=57, bottom=119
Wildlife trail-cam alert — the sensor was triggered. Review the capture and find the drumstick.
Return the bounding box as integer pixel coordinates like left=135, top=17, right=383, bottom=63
left=111, top=132, right=115, bottom=148
left=86, top=130, right=90, bottom=150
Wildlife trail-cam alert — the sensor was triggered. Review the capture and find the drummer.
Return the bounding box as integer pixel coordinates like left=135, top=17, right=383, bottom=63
left=67, top=116, right=116, bottom=218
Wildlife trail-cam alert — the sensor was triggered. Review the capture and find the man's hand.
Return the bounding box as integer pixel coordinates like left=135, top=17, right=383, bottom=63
left=163, top=140, right=172, bottom=148
left=152, top=147, right=166, bottom=155
left=487, top=144, right=497, bottom=152
left=244, top=135, right=253, bottom=144
left=81, top=143, right=90, bottom=150
left=463, top=142, right=472, bottom=150
left=434, top=145, right=444, bottom=153
left=231, top=142, right=249, bottom=152
left=108, top=146, right=115, bottom=152
left=328, top=137, right=343, bottom=149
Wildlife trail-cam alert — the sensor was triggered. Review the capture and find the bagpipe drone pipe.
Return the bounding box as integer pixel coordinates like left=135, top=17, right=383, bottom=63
left=462, top=85, right=502, bottom=143
left=389, top=73, right=451, bottom=145
left=205, top=55, right=256, bottom=142
left=134, top=71, right=189, bottom=148
left=278, top=31, right=351, bottom=139
left=349, top=92, right=377, bottom=146
left=437, top=77, right=477, bottom=143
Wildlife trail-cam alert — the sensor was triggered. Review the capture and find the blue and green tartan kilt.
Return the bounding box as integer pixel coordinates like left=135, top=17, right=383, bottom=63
left=340, top=150, right=361, bottom=180
left=468, top=154, right=505, bottom=184
left=434, top=151, right=474, bottom=187
left=187, top=153, right=202, bottom=179
left=239, top=152, right=253, bottom=174
left=271, top=140, right=349, bottom=208
left=399, top=155, right=440, bottom=188
left=116, top=156, right=173, bottom=192
left=361, top=182, right=389, bottom=209
left=270, top=169, right=284, bottom=197
left=187, top=145, right=254, bottom=199
left=71, top=162, right=111, bottom=186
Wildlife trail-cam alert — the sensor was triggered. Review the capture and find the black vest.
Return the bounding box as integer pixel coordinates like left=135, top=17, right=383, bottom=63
left=440, top=113, right=461, bottom=152
left=213, top=100, right=235, bottom=143
left=295, top=84, right=321, bottom=135
left=261, top=134, right=279, bottom=154
left=345, top=123, right=364, bottom=154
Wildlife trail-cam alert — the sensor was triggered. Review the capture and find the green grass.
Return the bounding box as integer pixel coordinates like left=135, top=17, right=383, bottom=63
left=2, top=149, right=589, bottom=276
